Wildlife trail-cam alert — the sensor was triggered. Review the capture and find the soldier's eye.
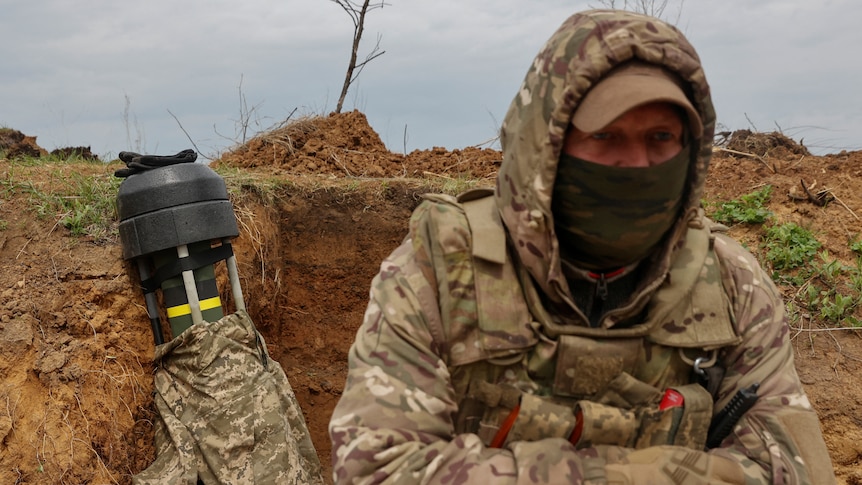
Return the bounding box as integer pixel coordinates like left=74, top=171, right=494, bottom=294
left=591, top=132, right=611, bottom=141
left=651, top=131, right=674, bottom=142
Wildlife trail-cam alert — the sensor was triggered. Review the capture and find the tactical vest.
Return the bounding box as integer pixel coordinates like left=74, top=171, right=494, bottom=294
left=418, top=189, right=742, bottom=447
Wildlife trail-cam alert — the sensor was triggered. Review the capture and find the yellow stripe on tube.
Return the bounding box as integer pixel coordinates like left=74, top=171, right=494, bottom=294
left=166, top=303, right=191, bottom=319
left=167, top=297, right=222, bottom=319
left=199, top=296, right=222, bottom=312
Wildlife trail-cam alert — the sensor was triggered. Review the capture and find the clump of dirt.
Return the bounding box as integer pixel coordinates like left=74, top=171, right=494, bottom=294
left=1, top=116, right=861, bottom=484
left=216, top=110, right=501, bottom=179
left=0, top=128, right=49, bottom=158
left=0, top=129, right=100, bottom=161
left=717, top=129, right=811, bottom=159
left=50, top=146, right=100, bottom=161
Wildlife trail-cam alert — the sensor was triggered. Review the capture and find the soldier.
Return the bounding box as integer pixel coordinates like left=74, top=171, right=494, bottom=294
left=329, top=9, right=835, bottom=484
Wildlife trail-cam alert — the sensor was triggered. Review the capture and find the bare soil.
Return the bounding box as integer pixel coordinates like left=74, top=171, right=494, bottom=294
left=1, top=111, right=860, bottom=484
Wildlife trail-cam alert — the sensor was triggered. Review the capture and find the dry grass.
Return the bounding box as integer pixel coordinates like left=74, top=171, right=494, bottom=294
left=256, top=116, right=321, bottom=155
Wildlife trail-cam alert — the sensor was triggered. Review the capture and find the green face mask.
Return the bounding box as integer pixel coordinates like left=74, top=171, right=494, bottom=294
left=552, top=146, right=690, bottom=271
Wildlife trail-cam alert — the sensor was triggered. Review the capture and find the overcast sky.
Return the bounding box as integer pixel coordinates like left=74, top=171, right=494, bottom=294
left=1, top=0, right=859, bottom=159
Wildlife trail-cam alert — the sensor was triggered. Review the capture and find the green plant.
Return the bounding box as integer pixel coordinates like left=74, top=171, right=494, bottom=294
left=784, top=300, right=800, bottom=325
left=709, top=185, right=773, bottom=225
left=819, top=293, right=858, bottom=324
left=785, top=247, right=862, bottom=328
left=811, top=250, right=847, bottom=283
left=55, top=173, right=121, bottom=240
left=803, top=282, right=823, bottom=310
left=59, top=198, right=100, bottom=236
left=5, top=165, right=121, bottom=241
left=850, top=258, right=862, bottom=293
left=763, top=222, right=821, bottom=271
left=850, top=236, right=862, bottom=254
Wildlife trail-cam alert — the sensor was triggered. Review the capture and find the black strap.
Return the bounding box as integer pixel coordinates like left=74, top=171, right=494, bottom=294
left=114, top=149, right=197, bottom=178
left=141, top=243, right=234, bottom=294
left=696, top=365, right=726, bottom=400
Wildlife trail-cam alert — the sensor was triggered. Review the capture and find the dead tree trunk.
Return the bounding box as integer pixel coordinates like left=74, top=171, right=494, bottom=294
left=331, top=0, right=387, bottom=113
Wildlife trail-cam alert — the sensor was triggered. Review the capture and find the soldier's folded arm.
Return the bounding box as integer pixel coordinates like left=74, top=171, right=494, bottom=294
left=329, top=248, right=608, bottom=484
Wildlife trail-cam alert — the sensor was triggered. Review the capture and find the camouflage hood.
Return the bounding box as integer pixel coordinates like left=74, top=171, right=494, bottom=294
left=496, top=9, right=715, bottom=300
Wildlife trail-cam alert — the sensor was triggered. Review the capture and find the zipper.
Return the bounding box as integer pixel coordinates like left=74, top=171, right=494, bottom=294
left=588, top=267, right=625, bottom=302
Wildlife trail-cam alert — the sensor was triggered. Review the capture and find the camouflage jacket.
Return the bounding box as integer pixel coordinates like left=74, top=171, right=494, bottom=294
left=329, top=9, right=834, bottom=485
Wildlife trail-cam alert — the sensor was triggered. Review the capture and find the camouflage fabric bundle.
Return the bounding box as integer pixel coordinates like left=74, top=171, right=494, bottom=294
left=134, top=310, right=323, bottom=485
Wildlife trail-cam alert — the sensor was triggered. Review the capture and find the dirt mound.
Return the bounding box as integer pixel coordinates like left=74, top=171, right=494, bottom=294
left=1, top=116, right=861, bottom=484
left=49, top=146, right=100, bottom=162
left=216, top=110, right=501, bottom=179
left=717, top=129, right=812, bottom=159
left=0, top=129, right=100, bottom=161
left=0, top=128, right=49, bottom=158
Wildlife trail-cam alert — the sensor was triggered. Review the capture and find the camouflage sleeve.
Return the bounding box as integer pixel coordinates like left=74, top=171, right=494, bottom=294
left=329, top=238, right=612, bottom=484
left=702, top=234, right=836, bottom=484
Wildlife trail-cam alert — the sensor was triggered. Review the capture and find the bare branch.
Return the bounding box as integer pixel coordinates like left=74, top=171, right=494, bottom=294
left=167, top=109, right=210, bottom=161
left=350, top=33, right=385, bottom=83
left=331, top=0, right=389, bottom=113
left=591, top=0, right=684, bottom=24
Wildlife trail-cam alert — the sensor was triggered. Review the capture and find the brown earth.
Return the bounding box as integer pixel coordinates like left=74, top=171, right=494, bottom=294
left=1, top=111, right=860, bottom=484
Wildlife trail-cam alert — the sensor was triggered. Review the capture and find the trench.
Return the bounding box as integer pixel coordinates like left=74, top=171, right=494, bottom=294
left=225, top=181, right=425, bottom=478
